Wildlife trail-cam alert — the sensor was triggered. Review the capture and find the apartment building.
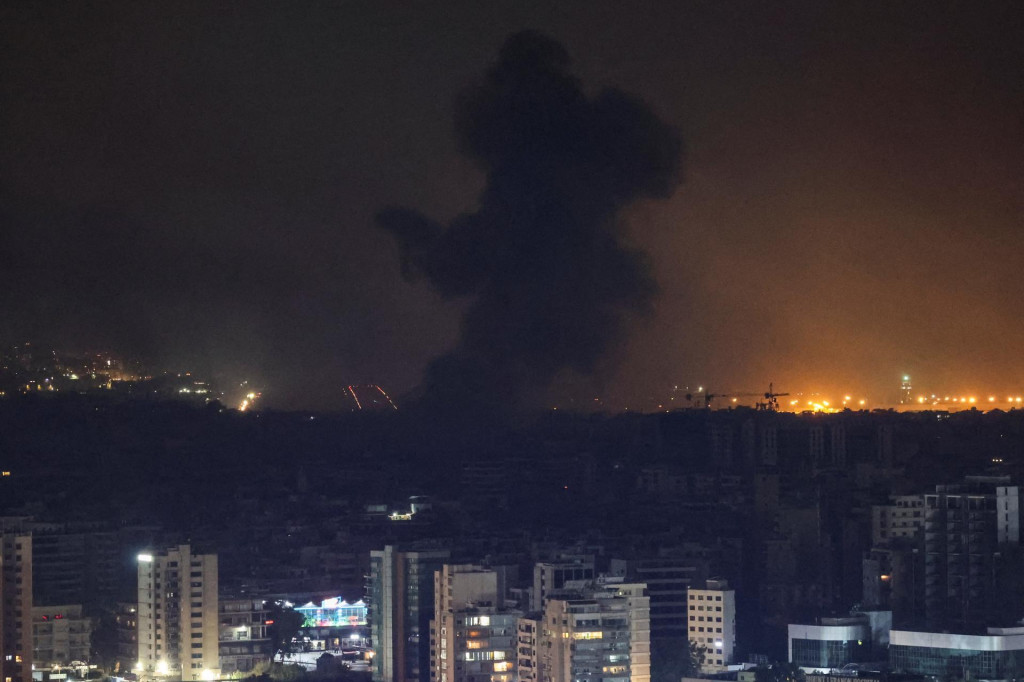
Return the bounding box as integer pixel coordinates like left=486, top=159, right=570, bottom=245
left=136, top=545, right=219, bottom=681
left=218, top=597, right=271, bottom=676
left=32, top=604, right=92, bottom=668
left=431, top=564, right=519, bottom=682
left=686, top=579, right=735, bottom=673
left=1, top=530, right=33, bottom=682
left=540, top=580, right=650, bottom=682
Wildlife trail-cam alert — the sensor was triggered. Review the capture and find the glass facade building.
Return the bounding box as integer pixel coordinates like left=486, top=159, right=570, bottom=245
left=370, top=546, right=450, bottom=682
left=889, top=628, right=1024, bottom=682
left=791, top=638, right=868, bottom=669
left=788, top=621, right=870, bottom=671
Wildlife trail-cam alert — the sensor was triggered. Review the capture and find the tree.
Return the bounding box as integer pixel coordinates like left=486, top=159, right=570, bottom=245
left=754, top=662, right=806, bottom=682
left=247, top=661, right=306, bottom=682
left=266, top=602, right=305, bottom=656
left=651, top=638, right=706, bottom=682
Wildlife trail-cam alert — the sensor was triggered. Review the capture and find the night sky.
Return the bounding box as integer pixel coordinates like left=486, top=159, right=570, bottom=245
left=3, top=1, right=1022, bottom=410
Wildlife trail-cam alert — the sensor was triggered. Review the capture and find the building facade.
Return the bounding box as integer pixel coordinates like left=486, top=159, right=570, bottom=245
left=114, top=602, right=138, bottom=675
left=32, top=604, right=92, bottom=668
left=27, top=524, right=119, bottom=609
left=516, top=616, right=541, bottom=682
left=788, top=619, right=870, bottom=671
left=370, top=546, right=450, bottom=682
left=609, top=556, right=706, bottom=640
left=889, top=627, right=1024, bottom=681
left=871, top=495, right=925, bottom=545
left=686, top=579, right=735, bottom=673
left=218, top=598, right=271, bottom=677
left=431, top=564, right=519, bottom=682
left=136, top=545, right=219, bottom=681
left=1, top=530, right=33, bottom=682
left=923, top=477, right=1021, bottom=630
left=540, top=581, right=650, bottom=682
left=532, top=561, right=595, bottom=613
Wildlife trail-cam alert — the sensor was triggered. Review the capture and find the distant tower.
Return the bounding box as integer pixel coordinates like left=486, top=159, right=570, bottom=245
left=900, top=375, right=912, bottom=404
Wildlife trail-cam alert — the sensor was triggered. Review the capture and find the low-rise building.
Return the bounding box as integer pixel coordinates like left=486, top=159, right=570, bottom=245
left=218, top=597, right=271, bottom=677
left=32, top=605, right=92, bottom=667
left=788, top=618, right=870, bottom=672
left=296, top=596, right=368, bottom=651
left=889, top=627, right=1024, bottom=681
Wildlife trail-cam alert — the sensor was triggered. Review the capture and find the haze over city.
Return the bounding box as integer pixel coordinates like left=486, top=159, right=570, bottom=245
left=3, top=1, right=1022, bottom=412
left=9, top=5, right=1024, bottom=682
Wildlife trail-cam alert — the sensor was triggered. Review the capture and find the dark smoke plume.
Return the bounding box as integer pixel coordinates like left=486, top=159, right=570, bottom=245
left=378, top=31, right=682, bottom=412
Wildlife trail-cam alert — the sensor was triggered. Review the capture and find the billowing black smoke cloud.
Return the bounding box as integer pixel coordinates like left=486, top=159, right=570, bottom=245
left=378, top=31, right=682, bottom=412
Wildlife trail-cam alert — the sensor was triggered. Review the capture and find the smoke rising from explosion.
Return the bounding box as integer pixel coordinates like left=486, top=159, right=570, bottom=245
left=378, top=31, right=683, bottom=412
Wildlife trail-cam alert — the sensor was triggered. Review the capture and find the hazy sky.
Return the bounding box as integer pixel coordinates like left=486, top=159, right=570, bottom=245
left=2, top=1, right=1022, bottom=409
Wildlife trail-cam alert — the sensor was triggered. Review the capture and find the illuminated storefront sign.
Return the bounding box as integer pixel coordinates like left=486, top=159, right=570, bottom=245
left=297, top=598, right=367, bottom=627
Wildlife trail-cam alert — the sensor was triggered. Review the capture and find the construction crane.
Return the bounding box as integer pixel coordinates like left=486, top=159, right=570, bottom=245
left=756, top=382, right=790, bottom=411
left=684, top=389, right=765, bottom=409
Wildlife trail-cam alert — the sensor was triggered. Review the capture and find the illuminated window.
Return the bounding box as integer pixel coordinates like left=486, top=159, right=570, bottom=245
left=494, top=662, right=512, bottom=672
left=466, top=641, right=487, bottom=650
left=572, top=632, right=603, bottom=640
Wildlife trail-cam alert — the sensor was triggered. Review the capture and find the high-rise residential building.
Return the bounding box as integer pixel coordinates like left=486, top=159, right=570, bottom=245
left=26, top=523, right=119, bottom=608
left=0, top=531, right=32, bottom=682
left=32, top=604, right=92, bottom=667
left=923, top=477, right=1021, bottom=630
left=136, top=545, right=219, bottom=681
left=686, top=579, right=735, bottom=673
left=218, top=597, right=271, bottom=676
left=609, top=555, right=707, bottom=640
left=370, top=546, right=450, bottom=682
left=540, top=580, right=650, bottom=682
left=431, top=564, right=520, bottom=682
left=531, top=560, right=594, bottom=613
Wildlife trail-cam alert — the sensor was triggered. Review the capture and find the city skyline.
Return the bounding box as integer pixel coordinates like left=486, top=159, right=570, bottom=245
left=3, top=2, right=1023, bottom=411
